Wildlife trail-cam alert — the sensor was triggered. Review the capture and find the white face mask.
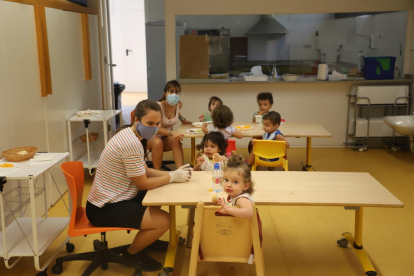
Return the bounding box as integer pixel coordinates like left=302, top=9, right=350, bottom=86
left=166, top=94, right=180, bottom=106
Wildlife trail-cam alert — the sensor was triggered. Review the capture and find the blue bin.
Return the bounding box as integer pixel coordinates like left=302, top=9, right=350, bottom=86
left=363, top=56, right=396, bottom=80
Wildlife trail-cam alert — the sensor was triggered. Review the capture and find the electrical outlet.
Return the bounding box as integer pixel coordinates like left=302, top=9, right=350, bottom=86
left=303, top=44, right=311, bottom=49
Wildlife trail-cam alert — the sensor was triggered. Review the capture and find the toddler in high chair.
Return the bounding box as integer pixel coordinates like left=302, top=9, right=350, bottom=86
left=214, top=155, right=255, bottom=219
left=202, top=105, right=243, bottom=139
left=193, top=132, right=228, bottom=171
left=199, top=96, right=223, bottom=122
left=246, top=111, right=290, bottom=168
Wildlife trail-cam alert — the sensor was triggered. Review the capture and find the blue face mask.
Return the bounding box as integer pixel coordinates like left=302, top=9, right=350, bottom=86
left=166, top=94, right=180, bottom=106
left=136, top=122, right=159, bottom=140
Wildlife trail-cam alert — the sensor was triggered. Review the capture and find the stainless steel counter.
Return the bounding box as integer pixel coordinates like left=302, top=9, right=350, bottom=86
left=179, top=76, right=414, bottom=84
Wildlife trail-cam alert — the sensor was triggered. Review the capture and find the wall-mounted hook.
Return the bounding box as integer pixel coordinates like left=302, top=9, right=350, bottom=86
left=126, top=49, right=133, bottom=56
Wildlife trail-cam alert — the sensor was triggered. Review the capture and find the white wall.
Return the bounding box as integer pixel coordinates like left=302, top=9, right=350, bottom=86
left=0, top=1, right=103, bottom=206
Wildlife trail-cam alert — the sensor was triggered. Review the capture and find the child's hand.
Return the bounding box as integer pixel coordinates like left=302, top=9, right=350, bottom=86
left=196, top=156, right=205, bottom=166
left=202, top=122, right=208, bottom=127
left=199, top=115, right=205, bottom=122
left=212, top=153, right=221, bottom=163
left=217, top=197, right=230, bottom=214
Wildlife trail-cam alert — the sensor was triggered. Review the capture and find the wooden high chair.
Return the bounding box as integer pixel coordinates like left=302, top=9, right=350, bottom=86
left=189, top=202, right=265, bottom=276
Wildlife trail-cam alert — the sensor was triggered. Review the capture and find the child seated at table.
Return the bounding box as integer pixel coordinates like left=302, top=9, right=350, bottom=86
left=199, top=96, right=223, bottom=122
left=252, top=92, right=273, bottom=123
left=246, top=111, right=290, bottom=168
left=214, top=154, right=255, bottom=219
left=194, top=132, right=228, bottom=171
left=202, top=105, right=243, bottom=139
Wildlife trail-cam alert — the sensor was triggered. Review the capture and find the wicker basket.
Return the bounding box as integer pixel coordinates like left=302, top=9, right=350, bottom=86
left=80, top=133, right=99, bottom=142
left=2, top=146, right=38, bottom=162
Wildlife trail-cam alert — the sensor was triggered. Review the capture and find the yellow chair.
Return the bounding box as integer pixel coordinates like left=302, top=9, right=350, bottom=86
left=252, top=140, right=288, bottom=171
left=189, top=202, right=264, bottom=276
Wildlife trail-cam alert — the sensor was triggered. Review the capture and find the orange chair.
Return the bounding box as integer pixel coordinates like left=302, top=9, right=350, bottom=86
left=51, top=161, right=141, bottom=276
left=131, top=110, right=175, bottom=171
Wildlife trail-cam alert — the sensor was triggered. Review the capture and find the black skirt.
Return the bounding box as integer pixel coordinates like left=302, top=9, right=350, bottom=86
left=86, top=191, right=148, bottom=229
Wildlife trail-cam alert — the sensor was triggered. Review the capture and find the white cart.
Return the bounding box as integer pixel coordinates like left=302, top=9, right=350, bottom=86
left=67, top=110, right=121, bottom=175
left=0, top=152, right=70, bottom=276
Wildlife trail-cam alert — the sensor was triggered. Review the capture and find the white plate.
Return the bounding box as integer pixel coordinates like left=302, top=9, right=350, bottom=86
left=192, top=121, right=212, bottom=128
left=235, top=125, right=253, bottom=131
left=0, top=162, right=21, bottom=173
left=186, top=128, right=204, bottom=134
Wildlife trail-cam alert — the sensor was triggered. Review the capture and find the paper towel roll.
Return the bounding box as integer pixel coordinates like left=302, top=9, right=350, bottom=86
left=369, top=34, right=379, bottom=49
left=317, top=64, right=328, bottom=80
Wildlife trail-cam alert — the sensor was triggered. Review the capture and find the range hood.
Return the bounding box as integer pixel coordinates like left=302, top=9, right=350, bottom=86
left=246, top=15, right=289, bottom=35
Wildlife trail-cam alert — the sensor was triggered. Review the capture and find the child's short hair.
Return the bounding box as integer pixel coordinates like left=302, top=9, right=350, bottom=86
left=263, top=111, right=281, bottom=126
left=211, top=105, right=234, bottom=129
left=257, top=92, right=274, bottom=105
left=208, top=96, right=223, bottom=111
left=200, top=132, right=228, bottom=155
left=225, top=155, right=255, bottom=195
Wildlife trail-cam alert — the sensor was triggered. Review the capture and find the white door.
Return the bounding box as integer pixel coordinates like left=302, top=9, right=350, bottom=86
left=110, top=0, right=147, bottom=93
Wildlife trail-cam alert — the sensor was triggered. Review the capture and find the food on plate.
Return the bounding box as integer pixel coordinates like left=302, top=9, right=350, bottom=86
left=0, top=163, right=14, bottom=168
left=235, top=125, right=253, bottom=130
left=16, top=150, right=28, bottom=155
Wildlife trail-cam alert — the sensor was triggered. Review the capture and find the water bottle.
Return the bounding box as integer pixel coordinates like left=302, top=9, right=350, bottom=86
left=212, top=163, right=222, bottom=193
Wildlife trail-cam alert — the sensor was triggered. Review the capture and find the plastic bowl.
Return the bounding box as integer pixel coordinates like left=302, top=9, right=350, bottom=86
left=282, top=74, right=300, bottom=82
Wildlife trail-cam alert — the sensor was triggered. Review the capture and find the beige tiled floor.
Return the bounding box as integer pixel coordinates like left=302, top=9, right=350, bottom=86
left=1, top=147, right=414, bottom=276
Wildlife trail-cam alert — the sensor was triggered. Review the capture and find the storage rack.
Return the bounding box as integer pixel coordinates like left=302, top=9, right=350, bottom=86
left=345, top=85, right=410, bottom=151
left=0, top=152, right=70, bottom=276
left=67, top=110, right=121, bottom=175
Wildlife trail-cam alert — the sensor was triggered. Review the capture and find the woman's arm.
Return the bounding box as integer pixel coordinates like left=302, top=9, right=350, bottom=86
left=178, top=102, right=193, bottom=124
left=217, top=197, right=253, bottom=219
left=131, top=173, right=170, bottom=190
left=276, top=134, right=290, bottom=148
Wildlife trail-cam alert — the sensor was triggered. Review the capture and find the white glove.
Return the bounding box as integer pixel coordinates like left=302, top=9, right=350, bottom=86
left=169, top=164, right=193, bottom=183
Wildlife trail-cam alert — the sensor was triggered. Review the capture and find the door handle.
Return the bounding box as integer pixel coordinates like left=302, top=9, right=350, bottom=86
left=126, top=49, right=133, bottom=56
left=110, top=64, right=117, bottom=67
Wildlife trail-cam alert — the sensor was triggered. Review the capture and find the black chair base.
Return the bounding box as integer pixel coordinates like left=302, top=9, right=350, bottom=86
left=52, top=238, right=142, bottom=276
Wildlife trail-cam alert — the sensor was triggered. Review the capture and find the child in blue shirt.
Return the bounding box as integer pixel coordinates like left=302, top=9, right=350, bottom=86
left=246, top=111, right=290, bottom=167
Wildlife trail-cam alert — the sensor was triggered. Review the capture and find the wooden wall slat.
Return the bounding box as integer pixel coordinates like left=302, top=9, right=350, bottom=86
left=34, top=5, right=50, bottom=97
left=81, top=13, right=92, bottom=80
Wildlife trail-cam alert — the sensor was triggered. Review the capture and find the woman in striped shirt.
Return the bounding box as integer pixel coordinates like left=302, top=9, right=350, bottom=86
left=86, top=99, right=192, bottom=271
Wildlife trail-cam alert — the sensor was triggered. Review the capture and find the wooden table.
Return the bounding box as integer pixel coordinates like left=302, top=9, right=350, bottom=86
left=178, top=122, right=332, bottom=171
left=143, top=171, right=403, bottom=276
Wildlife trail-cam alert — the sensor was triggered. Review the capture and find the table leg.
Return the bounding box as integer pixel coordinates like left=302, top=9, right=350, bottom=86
left=304, top=137, right=314, bottom=171
left=341, top=207, right=377, bottom=276
left=191, top=138, right=195, bottom=166
left=162, top=206, right=180, bottom=274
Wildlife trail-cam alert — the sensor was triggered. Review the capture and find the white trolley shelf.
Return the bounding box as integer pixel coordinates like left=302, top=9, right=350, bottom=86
left=67, top=110, right=121, bottom=175
left=0, top=152, right=70, bottom=276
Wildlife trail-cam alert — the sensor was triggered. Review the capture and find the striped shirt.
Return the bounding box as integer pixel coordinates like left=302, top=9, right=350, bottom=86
left=87, top=127, right=146, bottom=208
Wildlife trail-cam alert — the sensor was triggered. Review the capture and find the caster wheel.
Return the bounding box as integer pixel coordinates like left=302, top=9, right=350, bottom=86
left=178, top=237, right=186, bottom=246
left=158, top=272, right=170, bottom=276
left=366, top=271, right=377, bottom=276
left=37, top=268, right=47, bottom=276
left=66, top=242, right=75, bottom=253
left=101, top=262, right=108, bottom=270
left=337, top=238, right=349, bottom=248
left=52, top=264, right=63, bottom=275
